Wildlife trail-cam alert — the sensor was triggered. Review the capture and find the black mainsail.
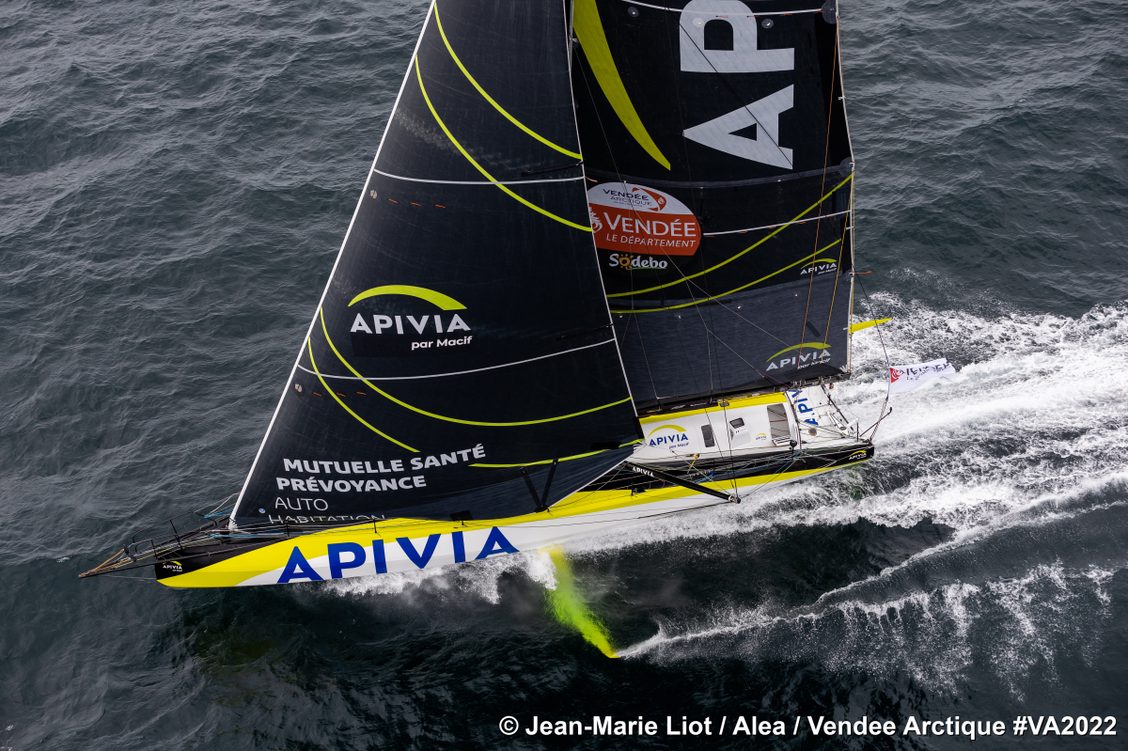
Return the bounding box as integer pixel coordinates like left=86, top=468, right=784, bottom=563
left=572, top=0, right=855, bottom=410
left=229, top=0, right=641, bottom=528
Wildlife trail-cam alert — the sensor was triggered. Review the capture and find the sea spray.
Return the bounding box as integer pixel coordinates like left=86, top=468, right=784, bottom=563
left=545, top=548, right=619, bottom=658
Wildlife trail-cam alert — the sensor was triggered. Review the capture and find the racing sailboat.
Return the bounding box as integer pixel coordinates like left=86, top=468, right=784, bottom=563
left=83, top=0, right=874, bottom=588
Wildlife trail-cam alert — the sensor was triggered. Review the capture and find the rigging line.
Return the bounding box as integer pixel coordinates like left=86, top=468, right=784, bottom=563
left=413, top=57, right=590, bottom=232
left=658, top=4, right=723, bottom=404
left=372, top=168, right=583, bottom=186
left=573, top=0, right=671, bottom=169
left=800, top=26, right=842, bottom=346
left=611, top=237, right=843, bottom=314
left=678, top=21, right=791, bottom=168
left=296, top=338, right=618, bottom=381
left=318, top=309, right=631, bottom=427
left=703, top=209, right=850, bottom=237
left=606, top=173, right=854, bottom=298
left=574, top=48, right=663, bottom=405
left=306, top=337, right=419, bottom=452
left=637, top=249, right=791, bottom=359
left=819, top=196, right=851, bottom=347
left=432, top=3, right=582, bottom=160
left=471, top=438, right=638, bottom=469
left=856, top=275, right=893, bottom=441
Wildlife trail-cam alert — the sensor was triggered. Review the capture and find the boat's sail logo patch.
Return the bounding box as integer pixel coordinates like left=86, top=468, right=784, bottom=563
left=587, top=182, right=701, bottom=258
left=347, top=284, right=472, bottom=355
left=766, top=342, right=832, bottom=372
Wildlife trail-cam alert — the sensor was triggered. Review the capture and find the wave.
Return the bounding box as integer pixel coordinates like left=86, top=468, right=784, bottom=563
left=619, top=561, right=1120, bottom=695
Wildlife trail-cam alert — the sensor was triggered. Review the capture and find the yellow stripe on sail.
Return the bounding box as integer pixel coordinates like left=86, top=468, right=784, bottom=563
left=320, top=310, right=630, bottom=427
left=414, top=58, right=590, bottom=232
left=606, top=173, right=854, bottom=299
left=433, top=4, right=582, bottom=160
left=611, top=238, right=843, bottom=314
left=349, top=285, right=466, bottom=310
left=574, top=0, right=670, bottom=170
left=306, top=338, right=418, bottom=452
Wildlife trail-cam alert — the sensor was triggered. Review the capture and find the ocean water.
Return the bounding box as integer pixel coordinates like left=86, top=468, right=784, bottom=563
left=2, top=0, right=1126, bottom=749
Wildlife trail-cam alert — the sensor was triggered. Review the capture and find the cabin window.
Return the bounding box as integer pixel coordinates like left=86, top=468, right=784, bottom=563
left=703, top=19, right=734, bottom=51
left=701, top=424, right=716, bottom=448
left=766, top=404, right=790, bottom=443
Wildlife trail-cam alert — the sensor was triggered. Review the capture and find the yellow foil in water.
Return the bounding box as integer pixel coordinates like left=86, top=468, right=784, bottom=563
left=545, top=547, right=619, bottom=659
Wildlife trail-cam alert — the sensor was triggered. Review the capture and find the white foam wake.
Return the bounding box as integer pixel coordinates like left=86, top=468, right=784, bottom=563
left=620, top=561, right=1121, bottom=695
left=331, top=300, right=1128, bottom=672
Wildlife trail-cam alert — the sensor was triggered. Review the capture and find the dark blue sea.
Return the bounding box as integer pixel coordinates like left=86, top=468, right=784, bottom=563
left=2, top=0, right=1126, bottom=748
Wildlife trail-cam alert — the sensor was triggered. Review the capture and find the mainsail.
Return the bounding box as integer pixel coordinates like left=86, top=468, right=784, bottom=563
left=572, top=0, right=855, bottom=410
left=230, top=0, right=642, bottom=528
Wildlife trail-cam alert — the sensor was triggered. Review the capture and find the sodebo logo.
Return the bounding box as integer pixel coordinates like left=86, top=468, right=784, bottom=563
left=348, top=284, right=472, bottom=352
left=608, top=253, right=669, bottom=270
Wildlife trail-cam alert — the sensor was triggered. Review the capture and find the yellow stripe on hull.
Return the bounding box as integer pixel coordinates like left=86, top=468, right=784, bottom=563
left=158, top=459, right=867, bottom=589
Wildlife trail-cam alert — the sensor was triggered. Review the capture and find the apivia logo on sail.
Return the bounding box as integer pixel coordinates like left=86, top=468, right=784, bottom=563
left=766, top=343, right=832, bottom=372
left=801, top=259, right=839, bottom=276
left=347, top=284, right=472, bottom=354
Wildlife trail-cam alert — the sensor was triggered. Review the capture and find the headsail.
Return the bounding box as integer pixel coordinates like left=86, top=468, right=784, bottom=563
left=230, top=0, right=640, bottom=529
left=573, top=0, right=855, bottom=410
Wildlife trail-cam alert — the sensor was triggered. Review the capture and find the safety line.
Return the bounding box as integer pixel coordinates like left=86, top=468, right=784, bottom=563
left=433, top=3, right=582, bottom=160
left=414, top=57, right=590, bottom=232
left=606, top=173, right=854, bottom=298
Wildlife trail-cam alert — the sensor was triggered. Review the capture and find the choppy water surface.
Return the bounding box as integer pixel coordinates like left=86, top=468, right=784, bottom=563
left=2, top=0, right=1125, bottom=749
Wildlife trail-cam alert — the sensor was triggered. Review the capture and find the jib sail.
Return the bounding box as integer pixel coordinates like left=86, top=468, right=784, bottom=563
left=230, top=0, right=640, bottom=529
left=573, top=0, right=856, bottom=410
